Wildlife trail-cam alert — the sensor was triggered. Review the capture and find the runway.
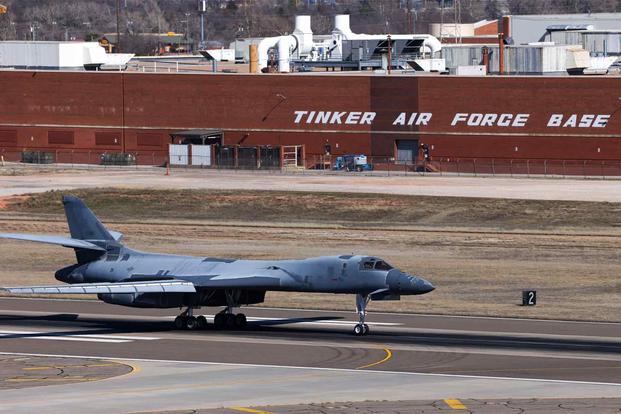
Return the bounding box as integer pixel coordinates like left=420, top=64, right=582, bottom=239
left=0, top=297, right=620, bottom=413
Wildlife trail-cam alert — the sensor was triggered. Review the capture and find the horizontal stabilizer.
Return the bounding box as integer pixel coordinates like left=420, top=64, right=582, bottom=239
left=108, top=230, right=124, bottom=242
left=0, top=233, right=106, bottom=251
left=2, top=280, right=196, bottom=295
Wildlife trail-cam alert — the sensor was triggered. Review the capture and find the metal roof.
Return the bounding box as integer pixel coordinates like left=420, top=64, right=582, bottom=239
left=170, top=129, right=223, bottom=145
left=171, top=129, right=222, bottom=137
left=547, top=24, right=594, bottom=31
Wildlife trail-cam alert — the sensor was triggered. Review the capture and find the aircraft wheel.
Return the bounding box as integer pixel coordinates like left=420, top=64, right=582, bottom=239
left=224, top=313, right=236, bottom=329
left=234, top=313, right=247, bottom=329
left=363, top=324, right=369, bottom=335
left=214, top=313, right=225, bottom=330
left=196, top=315, right=208, bottom=329
left=174, top=316, right=186, bottom=330
left=185, top=316, right=198, bottom=330
left=353, top=324, right=365, bottom=336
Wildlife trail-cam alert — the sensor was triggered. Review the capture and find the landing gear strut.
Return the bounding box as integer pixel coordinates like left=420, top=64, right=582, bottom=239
left=354, top=293, right=370, bottom=336
left=213, top=290, right=247, bottom=330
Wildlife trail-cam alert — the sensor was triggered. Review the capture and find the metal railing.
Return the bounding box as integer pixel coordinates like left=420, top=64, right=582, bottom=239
left=4, top=148, right=621, bottom=179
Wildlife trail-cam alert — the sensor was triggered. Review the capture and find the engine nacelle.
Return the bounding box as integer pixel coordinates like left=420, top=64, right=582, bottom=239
left=98, top=293, right=189, bottom=308
left=97, top=290, right=267, bottom=308
left=55, top=264, right=86, bottom=284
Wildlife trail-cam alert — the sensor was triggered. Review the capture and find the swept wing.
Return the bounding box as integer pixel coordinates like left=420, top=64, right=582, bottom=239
left=2, top=280, right=196, bottom=295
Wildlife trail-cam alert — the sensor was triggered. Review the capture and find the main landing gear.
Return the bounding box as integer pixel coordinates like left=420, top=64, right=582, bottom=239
left=213, top=307, right=247, bottom=330
left=354, top=293, right=370, bottom=336
left=174, top=307, right=208, bottom=330
left=174, top=289, right=248, bottom=331
left=173, top=307, right=247, bottom=331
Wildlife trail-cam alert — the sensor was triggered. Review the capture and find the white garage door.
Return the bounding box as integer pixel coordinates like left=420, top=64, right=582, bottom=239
left=169, top=144, right=189, bottom=165
left=191, top=145, right=211, bottom=166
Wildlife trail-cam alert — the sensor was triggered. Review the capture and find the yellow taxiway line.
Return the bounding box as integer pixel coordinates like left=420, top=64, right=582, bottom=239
left=444, top=398, right=467, bottom=409
left=23, top=363, right=117, bottom=371
left=356, top=347, right=393, bottom=370
left=229, top=407, right=275, bottom=414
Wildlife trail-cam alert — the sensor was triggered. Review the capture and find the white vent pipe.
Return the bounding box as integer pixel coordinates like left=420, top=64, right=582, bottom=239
left=293, top=15, right=313, bottom=56
left=257, top=35, right=295, bottom=73
left=333, top=14, right=354, bottom=38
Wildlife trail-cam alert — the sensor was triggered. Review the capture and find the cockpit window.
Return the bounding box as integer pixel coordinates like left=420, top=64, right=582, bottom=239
left=374, top=260, right=393, bottom=271
left=360, top=259, right=393, bottom=271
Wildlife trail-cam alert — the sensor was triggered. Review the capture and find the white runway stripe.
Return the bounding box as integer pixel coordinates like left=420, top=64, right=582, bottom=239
left=0, top=330, right=160, bottom=343
left=198, top=315, right=401, bottom=327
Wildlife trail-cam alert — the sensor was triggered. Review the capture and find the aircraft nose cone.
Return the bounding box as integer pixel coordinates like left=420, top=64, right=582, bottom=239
left=419, top=278, right=435, bottom=293
left=411, top=276, right=435, bottom=294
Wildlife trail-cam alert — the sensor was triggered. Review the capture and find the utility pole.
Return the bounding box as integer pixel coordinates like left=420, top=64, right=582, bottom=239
left=116, top=0, right=121, bottom=52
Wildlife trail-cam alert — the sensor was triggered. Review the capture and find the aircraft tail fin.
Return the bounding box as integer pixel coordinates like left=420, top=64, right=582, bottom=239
left=63, top=195, right=115, bottom=242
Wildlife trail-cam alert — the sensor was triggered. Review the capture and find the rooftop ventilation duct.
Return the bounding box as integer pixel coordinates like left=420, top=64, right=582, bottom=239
left=293, top=15, right=313, bottom=56
left=333, top=14, right=354, bottom=38
left=257, top=35, right=295, bottom=73
left=330, top=14, right=442, bottom=57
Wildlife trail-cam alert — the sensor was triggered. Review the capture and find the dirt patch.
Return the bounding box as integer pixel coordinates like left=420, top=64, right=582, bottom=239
left=0, top=196, right=28, bottom=210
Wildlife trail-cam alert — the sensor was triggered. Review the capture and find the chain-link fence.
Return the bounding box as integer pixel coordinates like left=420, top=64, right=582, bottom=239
left=4, top=148, right=621, bottom=178
left=0, top=149, right=168, bottom=168
left=303, top=155, right=621, bottom=178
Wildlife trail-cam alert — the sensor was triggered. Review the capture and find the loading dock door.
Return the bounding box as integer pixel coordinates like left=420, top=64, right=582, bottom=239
left=396, top=139, right=418, bottom=165
left=191, top=145, right=211, bottom=166
left=169, top=144, right=189, bottom=165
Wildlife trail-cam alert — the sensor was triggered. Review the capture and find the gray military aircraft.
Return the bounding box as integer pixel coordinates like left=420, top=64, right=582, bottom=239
left=0, top=195, right=434, bottom=336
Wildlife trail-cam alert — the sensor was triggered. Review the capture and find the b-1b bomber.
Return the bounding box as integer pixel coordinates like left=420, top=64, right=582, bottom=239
left=0, top=196, right=434, bottom=336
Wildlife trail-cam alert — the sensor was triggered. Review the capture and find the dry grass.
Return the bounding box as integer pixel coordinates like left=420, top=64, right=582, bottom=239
left=6, top=188, right=621, bottom=230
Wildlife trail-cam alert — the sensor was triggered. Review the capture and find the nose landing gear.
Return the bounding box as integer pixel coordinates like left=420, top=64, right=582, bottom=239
left=354, top=293, right=370, bottom=336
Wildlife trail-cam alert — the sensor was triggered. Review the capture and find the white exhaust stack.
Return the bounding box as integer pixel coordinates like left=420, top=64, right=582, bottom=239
left=333, top=14, right=354, bottom=38
left=293, top=15, right=313, bottom=56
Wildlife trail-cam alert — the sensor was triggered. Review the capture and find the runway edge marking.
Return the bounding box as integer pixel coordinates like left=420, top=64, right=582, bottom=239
left=1, top=351, right=620, bottom=387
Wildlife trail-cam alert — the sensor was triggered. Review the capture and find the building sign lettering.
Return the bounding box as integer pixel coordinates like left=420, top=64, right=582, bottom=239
left=293, top=111, right=612, bottom=129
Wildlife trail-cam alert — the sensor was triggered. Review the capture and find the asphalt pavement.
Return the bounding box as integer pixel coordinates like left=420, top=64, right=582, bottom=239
left=0, top=297, right=619, bottom=413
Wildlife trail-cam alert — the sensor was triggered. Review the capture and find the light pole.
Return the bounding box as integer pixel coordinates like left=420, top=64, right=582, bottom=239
left=198, top=0, right=206, bottom=49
